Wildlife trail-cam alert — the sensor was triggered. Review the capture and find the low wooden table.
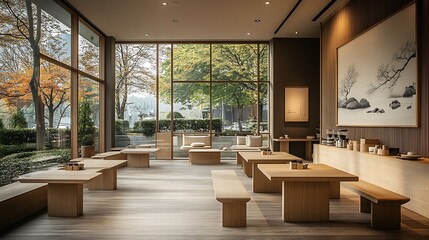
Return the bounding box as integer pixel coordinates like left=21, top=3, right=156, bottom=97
left=75, top=159, right=127, bottom=190
left=18, top=169, right=101, bottom=217
left=258, top=163, right=358, bottom=222
left=120, top=148, right=159, bottom=167
left=189, top=149, right=223, bottom=165
left=239, top=152, right=302, bottom=193
left=273, top=138, right=319, bottom=160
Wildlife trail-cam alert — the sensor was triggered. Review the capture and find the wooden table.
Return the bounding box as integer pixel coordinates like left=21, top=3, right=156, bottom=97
left=189, top=149, right=223, bottom=165
left=239, top=152, right=302, bottom=193
left=18, top=169, right=101, bottom=217
left=120, top=148, right=159, bottom=167
left=258, top=163, right=358, bottom=222
left=238, top=151, right=300, bottom=178
left=75, top=159, right=127, bottom=190
left=273, top=138, right=319, bottom=160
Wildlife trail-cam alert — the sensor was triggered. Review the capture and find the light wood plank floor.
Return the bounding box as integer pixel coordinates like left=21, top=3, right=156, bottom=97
left=2, top=160, right=429, bottom=239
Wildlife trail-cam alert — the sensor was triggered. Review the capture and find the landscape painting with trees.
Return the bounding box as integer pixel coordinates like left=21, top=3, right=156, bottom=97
left=337, top=3, right=417, bottom=127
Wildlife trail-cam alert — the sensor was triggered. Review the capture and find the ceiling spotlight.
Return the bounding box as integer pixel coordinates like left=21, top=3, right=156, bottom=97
left=254, top=19, right=261, bottom=22
left=265, top=1, right=271, bottom=5
left=162, top=2, right=168, bottom=6
left=295, top=31, right=299, bottom=35
left=145, top=33, right=149, bottom=36
left=247, top=32, right=251, bottom=36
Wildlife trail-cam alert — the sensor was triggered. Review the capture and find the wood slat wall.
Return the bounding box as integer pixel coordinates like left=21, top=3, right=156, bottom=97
left=320, top=0, right=429, bottom=157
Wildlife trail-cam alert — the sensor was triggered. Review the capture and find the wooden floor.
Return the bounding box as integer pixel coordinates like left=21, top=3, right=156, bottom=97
left=2, top=160, right=429, bottom=239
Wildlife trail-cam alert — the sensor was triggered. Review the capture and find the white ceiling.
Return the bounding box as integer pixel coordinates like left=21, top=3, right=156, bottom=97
left=67, top=0, right=348, bottom=41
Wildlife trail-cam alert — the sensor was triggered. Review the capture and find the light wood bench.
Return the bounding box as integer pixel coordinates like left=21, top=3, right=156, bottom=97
left=91, top=151, right=127, bottom=160
left=342, top=180, right=410, bottom=229
left=211, top=170, right=251, bottom=227
left=0, top=182, right=47, bottom=231
left=189, top=149, right=222, bottom=165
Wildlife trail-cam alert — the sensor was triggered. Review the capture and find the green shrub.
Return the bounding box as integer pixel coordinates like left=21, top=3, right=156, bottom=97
left=133, top=118, right=222, bottom=135
left=78, top=101, right=96, bottom=146
left=133, top=120, right=156, bottom=137
left=10, top=109, right=28, bottom=129
left=115, top=120, right=129, bottom=135
left=166, top=111, right=184, bottom=119
left=0, top=118, right=4, bottom=129
left=0, top=129, right=36, bottom=145
left=0, top=148, right=71, bottom=187
left=0, top=144, right=36, bottom=158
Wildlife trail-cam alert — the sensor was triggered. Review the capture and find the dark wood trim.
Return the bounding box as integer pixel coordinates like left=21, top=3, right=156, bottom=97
left=274, top=0, right=302, bottom=34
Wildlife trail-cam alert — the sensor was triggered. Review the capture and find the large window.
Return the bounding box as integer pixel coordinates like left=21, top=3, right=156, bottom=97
left=0, top=0, right=103, bottom=186
left=115, top=43, right=269, bottom=159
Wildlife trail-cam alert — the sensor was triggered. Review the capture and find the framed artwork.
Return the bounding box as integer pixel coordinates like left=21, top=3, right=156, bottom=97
left=285, top=86, right=308, bottom=122
left=337, top=3, right=417, bottom=127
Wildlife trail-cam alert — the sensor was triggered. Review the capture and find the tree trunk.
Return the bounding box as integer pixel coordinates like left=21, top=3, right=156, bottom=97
left=238, top=107, right=244, bottom=132
left=48, top=105, right=54, bottom=128
left=26, top=0, right=44, bottom=150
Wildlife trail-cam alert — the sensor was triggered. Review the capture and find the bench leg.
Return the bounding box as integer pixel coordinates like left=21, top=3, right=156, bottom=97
left=360, top=196, right=371, bottom=213
left=222, top=202, right=247, bottom=227
left=236, top=153, right=243, bottom=166
left=242, top=161, right=252, bottom=177
left=371, top=203, right=402, bottom=229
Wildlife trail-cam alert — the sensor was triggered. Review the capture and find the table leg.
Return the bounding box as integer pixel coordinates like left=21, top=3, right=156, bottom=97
left=305, top=141, right=313, bottom=160
left=329, top=181, right=340, bottom=199
left=127, top=154, right=150, bottom=167
left=48, top=183, right=83, bottom=217
left=282, top=181, right=330, bottom=221
left=242, top=160, right=252, bottom=177
left=279, top=142, right=290, bottom=153
left=88, top=168, right=117, bottom=190
left=253, top=163, right=282, bottom=193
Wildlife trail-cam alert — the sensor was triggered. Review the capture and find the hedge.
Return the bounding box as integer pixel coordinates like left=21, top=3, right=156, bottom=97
left=0, top=144, right=36, bottom=159
left=115, top=120, right=130, bottom=135
left=133, top=119, right=222, bottom=136
left=0, top=129, right=36, bottom=145
left=0, top=148, right=71, bottom=187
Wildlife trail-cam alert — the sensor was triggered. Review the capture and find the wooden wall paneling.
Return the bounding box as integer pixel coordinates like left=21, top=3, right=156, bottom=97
left=321, top=0, right=428, bottom=157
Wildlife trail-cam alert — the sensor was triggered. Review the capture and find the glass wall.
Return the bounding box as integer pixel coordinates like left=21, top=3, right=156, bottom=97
left=0, top=0, right=103, bottom=186
left=115, top=43, right=269, bottom=159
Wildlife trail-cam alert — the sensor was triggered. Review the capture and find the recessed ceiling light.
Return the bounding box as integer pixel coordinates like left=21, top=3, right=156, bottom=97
left=247, top=32, right=251, bottom=36
left=162, top=2, right=168, bottom=6
left=145, top=33, right=150, bottom=36
left=295, top=31, right=299, bottom=35
left=254, top=19, right=261, bottom=22
left=172, top=19, right=179, bottom=22
left=265, top=1, right=271, bottom=5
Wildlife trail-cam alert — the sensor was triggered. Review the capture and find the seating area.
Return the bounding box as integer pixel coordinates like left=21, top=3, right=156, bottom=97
left=2, top=159, right=428, bottom=239
left=230, top=135, right=266, bottom=151
left=180, top=135, right=212, bottom=151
